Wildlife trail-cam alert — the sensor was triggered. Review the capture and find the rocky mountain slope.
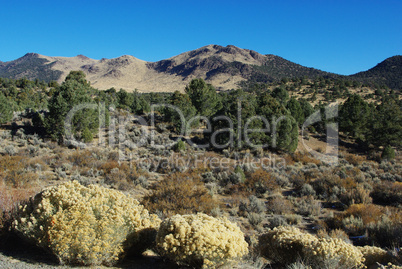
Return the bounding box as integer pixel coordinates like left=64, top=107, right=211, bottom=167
left=0, top=45, right=400, bottom=92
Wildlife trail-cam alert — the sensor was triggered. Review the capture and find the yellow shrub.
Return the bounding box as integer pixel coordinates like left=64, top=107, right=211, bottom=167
left=258, top=226, right=317, bottom=265
left=259, top=226, right=365, bottom=268
left=156, top=213, right=248, bottom=268
left=358, top=245, right=391, bottom=267
left=384, top=265, right=402, bottom=269
left=303, top=238, right=364, bottom=268
left=13, top=181, right=161, bottom=266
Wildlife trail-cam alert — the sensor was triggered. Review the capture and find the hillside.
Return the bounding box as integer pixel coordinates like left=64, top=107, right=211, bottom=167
left=0, top=45, right=400, bottom=92
left=351, top=55, right=402, bottom=90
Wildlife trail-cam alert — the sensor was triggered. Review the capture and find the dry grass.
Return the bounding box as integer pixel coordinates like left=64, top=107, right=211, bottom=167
left=0, top=155, right=40, bottom=188
left=343, top=152, right=366, bottom=166
left=267, top=196, right=293, bottom=215
left=371, top=181, right=402, bottom=207
left=292, top=152, right=320, bottom=165
left=344, top=204, right=385, bottom=224
left=242, top=169, right=281, bottom=196
left=142, top=171, right=220, bottom=217
left=0, top=183, right=39, bottom=212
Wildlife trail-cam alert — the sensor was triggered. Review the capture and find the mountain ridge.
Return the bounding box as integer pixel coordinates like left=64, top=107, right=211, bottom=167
left=0, top=45, right=400, bottom=92
left=351, top=55, right=402, bottom=90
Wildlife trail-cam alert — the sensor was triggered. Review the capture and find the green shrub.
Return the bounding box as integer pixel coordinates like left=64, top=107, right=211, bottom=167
left=0, top=93, right=13, bottom=124
left=233, top=165, right=246, bottom=183
left=81, top=127, right=93, bottom=143
left=156, top=213, right=248, bottom=268
left=382, top=145, right=396, bottom=161
left=238, top=195, right=266, bottom=216
left=12, top=181, right=161, bottom=266
left=32, top=111, right=44, bottom=128
left=173, top=139, right=187, bottom=152
left=294, top=196, right=321, bottom=217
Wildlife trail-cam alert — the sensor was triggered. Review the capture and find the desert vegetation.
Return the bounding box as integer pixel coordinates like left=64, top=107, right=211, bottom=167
left=0, top=72, right=401, bottom=268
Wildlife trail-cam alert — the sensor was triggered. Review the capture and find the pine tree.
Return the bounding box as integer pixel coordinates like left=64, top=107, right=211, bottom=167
left=381, top=145, right=395, bottom=161
left=185, top=78, right=222, bottom=117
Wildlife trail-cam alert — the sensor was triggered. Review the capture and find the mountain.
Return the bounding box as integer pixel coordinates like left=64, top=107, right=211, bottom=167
left=149, top=45, right=336, bottom=87
left=350, top=55, right=402, bottom=90
left=0, top=53, right=62, bottom=82
left=0, top=45, right=400, bottom=92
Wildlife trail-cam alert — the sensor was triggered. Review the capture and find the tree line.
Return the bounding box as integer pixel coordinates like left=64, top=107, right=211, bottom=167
left=0, top=71, right=401, bottom=155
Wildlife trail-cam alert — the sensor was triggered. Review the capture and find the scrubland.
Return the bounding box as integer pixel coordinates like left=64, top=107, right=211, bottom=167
left=0, top=108, right=401, bottom=269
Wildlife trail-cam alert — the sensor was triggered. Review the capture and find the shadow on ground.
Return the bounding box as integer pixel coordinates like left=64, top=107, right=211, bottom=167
left=0, top=232, right=181, bottom=268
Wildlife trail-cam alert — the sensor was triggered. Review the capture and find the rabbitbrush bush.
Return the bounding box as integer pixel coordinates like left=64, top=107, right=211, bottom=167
left=258, top=226, right=317, bottom=265
left=12, top=181, right=161, bottom=266
left=156, top=213, right=249, bottom=268
left=258, top=226, right=365, bottom=268
left=357, top=245, right=391, bottom=267
left=303, top=237, right=365, bottom=268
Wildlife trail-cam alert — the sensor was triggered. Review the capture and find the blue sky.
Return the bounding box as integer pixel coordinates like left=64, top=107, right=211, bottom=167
left=1, top=0, right=401, bottom=75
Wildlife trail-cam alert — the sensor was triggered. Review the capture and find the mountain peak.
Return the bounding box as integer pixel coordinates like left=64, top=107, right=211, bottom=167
left=22, top=52, right=40, bottom=58
left=170, top=44, right=266, bottom=66
left=76, top=54, right=90, bottom=60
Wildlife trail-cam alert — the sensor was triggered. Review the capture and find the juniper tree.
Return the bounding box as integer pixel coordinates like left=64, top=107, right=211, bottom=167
left=339, top=94, right=371, bottom=140
left=45, top=71, right=99, bottom=143
left=185, top=78, right=222, bottom=117
left=0, top=93, right=13, bottom=124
